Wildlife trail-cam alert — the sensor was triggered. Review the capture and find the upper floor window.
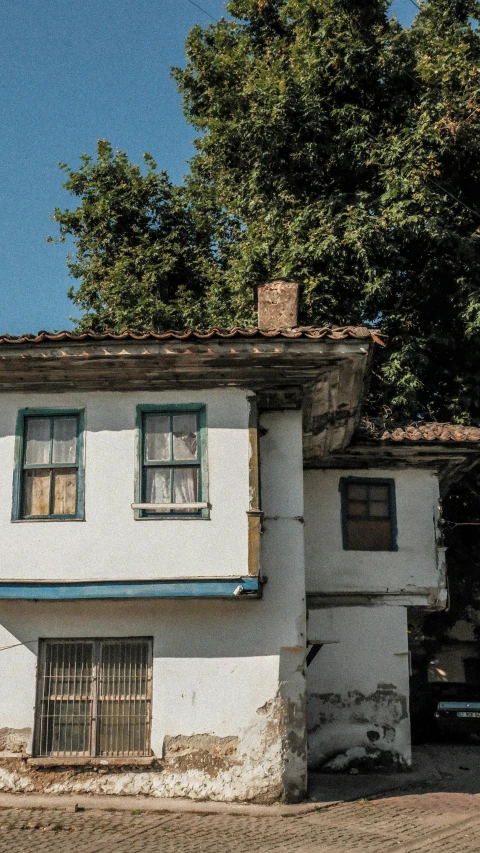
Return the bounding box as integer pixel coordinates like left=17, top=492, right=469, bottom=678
left=340, top=477, right=397, bottom=551
left=13, top=410, right=85, bottom=520
left=134, top=405, right=208, bottom=518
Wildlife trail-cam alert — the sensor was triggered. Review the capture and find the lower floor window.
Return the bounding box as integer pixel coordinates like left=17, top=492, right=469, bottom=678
left=35, top=638, right=152, bottom=757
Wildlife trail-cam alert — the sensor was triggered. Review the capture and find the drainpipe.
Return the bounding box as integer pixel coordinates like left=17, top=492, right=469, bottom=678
left=247, top=395, right=263, bottom=578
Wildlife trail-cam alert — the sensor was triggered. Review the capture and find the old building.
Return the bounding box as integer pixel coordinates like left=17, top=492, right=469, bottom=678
left=0, top=282, right=477, bottom=801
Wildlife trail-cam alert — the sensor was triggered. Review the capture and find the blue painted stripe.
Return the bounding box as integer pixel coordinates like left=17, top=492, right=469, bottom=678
left=0, top=577, right=260, bottom=600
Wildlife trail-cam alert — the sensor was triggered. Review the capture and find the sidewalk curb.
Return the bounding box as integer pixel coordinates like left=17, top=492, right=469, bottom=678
left=0, top=792, right=334, bottom=818
left=0, top=750, right=443, bottom=818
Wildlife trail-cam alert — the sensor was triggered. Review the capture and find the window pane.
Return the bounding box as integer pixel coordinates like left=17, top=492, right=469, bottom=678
left=144, top=414, right=170, bottom=461
left=370, top=500, right=390, bottom=518
left=98, top=641, right=149, bottom=756
left=25, top=418, right=50, bottom=465
left=174, top=467, right=198, bottom=504
left=369, top=485, right=389, bottom=501
left=348, top=484, right=368, bottom=501
left=347, top=518, right=393, bottom=550
left=38, top=642, right=93, bottom=756
left=23, top=469, right=50, bottom=516
left=145, top=467, right=171, bottom=504
left=348, top=501, right=368, bottom=517
left=173, top=414, right=198, bottom=460
left=52, top=417, right=77, bottom=464
left=52, top=468, right=77, bottom=515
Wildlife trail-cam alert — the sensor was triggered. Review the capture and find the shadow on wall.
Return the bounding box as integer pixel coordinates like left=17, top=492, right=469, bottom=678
left=0, top=593, right=304, bottom=658
left=309, top=744, right=480, bottom=802
left=0, top=389, right=250, bottom=441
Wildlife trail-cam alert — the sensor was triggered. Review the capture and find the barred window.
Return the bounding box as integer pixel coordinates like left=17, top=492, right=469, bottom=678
left=35, top=639, right=152, bottom=757
left=340, top=478, right=397, bottom=551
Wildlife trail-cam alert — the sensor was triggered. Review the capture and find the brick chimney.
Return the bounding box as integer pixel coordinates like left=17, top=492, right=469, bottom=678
left=256, top=280, right=299, bottom=330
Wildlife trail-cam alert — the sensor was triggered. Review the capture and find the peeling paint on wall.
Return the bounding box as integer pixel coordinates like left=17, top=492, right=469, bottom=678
left=0, top=727, right=30, bottom=754
left=163, top=735, right=239, bottom=778
left=307, top=685, right=410, bottom=771
left=277, top=646, right=307, bottom=801
left=0, top=681, right=305, bottom=802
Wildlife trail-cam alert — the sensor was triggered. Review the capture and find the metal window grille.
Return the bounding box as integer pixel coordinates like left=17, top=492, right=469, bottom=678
left=35, top=638, right=152, bottom=757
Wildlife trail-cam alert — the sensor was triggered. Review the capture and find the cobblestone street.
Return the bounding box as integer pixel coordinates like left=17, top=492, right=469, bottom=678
left=0, top=791, right=479, bottom=852
left=1, top=746, right=480, bottom=853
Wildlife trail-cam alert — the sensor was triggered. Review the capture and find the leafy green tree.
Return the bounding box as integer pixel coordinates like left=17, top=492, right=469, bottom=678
left=51, top=139, right=225, bottom=332
left=175, top=0, right=480, bottom=421
left=375, top=0, right=480, bottom=421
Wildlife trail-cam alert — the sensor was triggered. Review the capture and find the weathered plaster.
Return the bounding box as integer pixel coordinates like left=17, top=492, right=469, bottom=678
left=308, top=687, right=409, bottom=771
left=307, top=606, right=411, bottom=771
left=0, top=680, right=303, bottom=802
left=304, top=468, right=443, bottom=600
left=0, top=728, right=31, bottom=755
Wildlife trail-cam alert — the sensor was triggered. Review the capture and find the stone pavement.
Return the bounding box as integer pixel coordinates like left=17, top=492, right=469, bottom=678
left=1, top=793, right=480, bottom=853
left=0, top=745, right=479, bottom=852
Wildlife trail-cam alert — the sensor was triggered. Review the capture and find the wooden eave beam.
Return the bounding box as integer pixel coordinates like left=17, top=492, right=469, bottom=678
left=0, top=340, right=372, bottom=393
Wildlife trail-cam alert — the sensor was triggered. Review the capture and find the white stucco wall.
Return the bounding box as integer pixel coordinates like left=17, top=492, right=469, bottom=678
left=307, top=605, right=411, bottom=770
left=0, top=390, right=250, bottom=581
left=0, top=408, right=307, bottom=802
left=304, top=468, right=441, bottom=596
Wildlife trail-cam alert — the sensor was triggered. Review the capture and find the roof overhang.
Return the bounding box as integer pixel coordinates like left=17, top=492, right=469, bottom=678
left=308, top=440, right=480, bottom=494
left=0, top=329, right=377, bottom=455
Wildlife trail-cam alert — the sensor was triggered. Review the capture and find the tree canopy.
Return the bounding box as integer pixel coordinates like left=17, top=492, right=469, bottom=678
left=51, top=140, right=225, bottom=332
left=54, top=0, right=480, bottom=422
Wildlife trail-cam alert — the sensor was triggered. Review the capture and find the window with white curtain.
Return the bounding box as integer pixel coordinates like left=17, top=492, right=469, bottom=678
left=137, top=405, right=207, bottom=518
left=13, top=410, right=85, bottom=520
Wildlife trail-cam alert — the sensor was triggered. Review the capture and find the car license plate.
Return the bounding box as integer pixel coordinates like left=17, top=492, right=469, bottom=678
left=457, top=711, right=480, bottom=718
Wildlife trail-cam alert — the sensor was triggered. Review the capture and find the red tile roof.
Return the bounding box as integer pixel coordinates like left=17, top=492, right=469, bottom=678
left=359, top=421, right=480, bottom=443
left=0, top=327, right=384, bottom=345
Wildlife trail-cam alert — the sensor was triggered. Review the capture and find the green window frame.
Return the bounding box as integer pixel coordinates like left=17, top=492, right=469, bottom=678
left=340, top=477, right=398, bottom=551
left=134, top=404, right=209, bottom=519
left=12, top=409, right=85, bottom=521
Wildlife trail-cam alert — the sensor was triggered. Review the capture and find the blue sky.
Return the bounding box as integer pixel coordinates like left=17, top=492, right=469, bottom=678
left=0, top=0, right=415, bottom=334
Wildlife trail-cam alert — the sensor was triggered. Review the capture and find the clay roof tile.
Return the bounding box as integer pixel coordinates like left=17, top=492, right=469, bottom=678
left=0, top=327, right=384, bottom=345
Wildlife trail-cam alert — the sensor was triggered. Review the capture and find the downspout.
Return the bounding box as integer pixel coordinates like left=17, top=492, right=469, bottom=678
left=247, top=395, right=263, bottom=578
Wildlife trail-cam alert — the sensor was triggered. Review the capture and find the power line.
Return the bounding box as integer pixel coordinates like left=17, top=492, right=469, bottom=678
left=361, top=127, right=480, bottom=221
left=342, top=4, right=480, bottom=225
left=405, top=0, right=422, bottom=11
left=427, top=176, right=480, bottom=221
left=184, top=0, right=219, bottom=22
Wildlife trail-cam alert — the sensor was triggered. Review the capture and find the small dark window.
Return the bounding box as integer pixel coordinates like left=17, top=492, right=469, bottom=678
left=340, top=478, right=397, bottom=551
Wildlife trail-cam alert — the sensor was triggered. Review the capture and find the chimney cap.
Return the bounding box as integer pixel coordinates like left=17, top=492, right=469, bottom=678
left=256, top=280, right=300, bottom=330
